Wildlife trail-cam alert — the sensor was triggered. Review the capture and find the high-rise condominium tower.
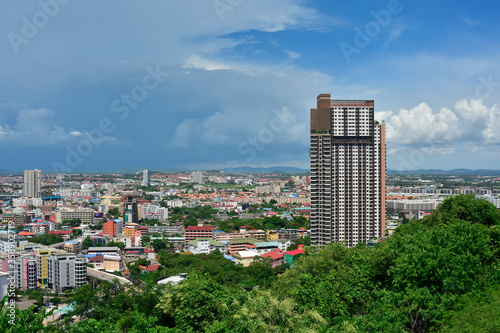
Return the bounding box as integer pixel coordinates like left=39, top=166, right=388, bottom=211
left=191, top=171, right=203, bottom=184
left=23, top=169, right=41, bottom=198
left=310, top=94, right=386, bottom=247
left=142, top=169, right=150, bottom=186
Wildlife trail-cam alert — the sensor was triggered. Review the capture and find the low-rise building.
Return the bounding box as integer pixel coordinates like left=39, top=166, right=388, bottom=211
left=284, top=248, right=304, bottom=268
left=186, top=238, right=226, bottom=255
left=147, top=225, right=183, bottom=235
left=227, top=238, right=262, bottom=255
left=87, top=247, right=120, bottom=256
left=233, top=250, right=260, bottom=267
left=157, top=273, right=187, bottom=285
left=87, top=254, right=104, bottom=269
left=64, top=240, right=81, bottom=254
left=253, top=241, right=280, bottom=255
left=103, top=255, right=121, bottom=272
left=260, top=250, right=284, bottom=268
left=275, top=239, right=292, bottom=252
left=48, top=230, right=72, bottom=241
left=185, top=226, right=214, bottom=243
left=55, top=207, right=94, bottom=224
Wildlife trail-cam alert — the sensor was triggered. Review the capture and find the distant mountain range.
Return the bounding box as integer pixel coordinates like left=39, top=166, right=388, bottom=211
left=221, top=166, right=309, bottom=174
left=1, top=167, right=499, bottom=177
left=221, top=167, right=500, bottom=176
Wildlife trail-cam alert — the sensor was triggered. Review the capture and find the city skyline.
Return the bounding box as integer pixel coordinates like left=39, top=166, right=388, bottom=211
left=1, top=1, right=499, bottom=172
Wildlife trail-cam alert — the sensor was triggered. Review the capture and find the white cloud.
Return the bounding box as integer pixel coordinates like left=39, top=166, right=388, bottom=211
left=381, top=99, right=500, bottom=150
left=384, top=102, right=460, bottom=145
left=285, top=50, right=301, bottom=60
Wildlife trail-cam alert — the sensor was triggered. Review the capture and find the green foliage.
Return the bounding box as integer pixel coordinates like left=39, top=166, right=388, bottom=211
left=275, top=195, right=500, bottom=331
left=31, top=233, right=63, bottom=245
left=89, top=220, right=103, bottom=230
left=62, top=219, right=82, bottom=227
left=153, top=239, right=166, bottom=253
left=214, top=215, right=307, bottom=233
left=183, top=216, right=197, bottom=227
left=107, top=208, right=121, bottom=218
left=106, top=241, right=125, bottom=249
left=156, top=251, right=276, bottom=290
left=82, top=236, right=92, bottom=250
left=26, top=290, right=44, bottom=306
left=424, top=194, right=500, bottom=227
left=0, top=301, right=47, bottom=332
left=207, top=290, right=326, bottom=333
left=287, top=236, right=310, bottom=251
left=439, top=286, right=500, bottom=332
left=158, top=273, right=231, bottom=332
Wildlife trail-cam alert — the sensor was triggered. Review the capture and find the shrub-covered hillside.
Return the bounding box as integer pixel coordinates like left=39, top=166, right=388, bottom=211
left=2, top=194, right=499, bottom=332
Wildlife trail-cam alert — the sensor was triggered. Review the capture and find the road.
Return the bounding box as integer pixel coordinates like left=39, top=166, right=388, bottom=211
left=87, top=267, right=132, bottom=285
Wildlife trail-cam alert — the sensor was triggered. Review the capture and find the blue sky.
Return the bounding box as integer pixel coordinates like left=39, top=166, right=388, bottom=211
left=1, top=0, right=499, bottom=172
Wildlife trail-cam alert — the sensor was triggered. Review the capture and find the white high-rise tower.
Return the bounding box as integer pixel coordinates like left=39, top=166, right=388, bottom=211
left=142, top=170, right=150, bottom=186
left=23, top=169, right=41, bottom=198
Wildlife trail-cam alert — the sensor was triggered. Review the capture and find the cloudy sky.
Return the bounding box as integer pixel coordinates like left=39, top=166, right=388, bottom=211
left=1, top=0, right=499, bottom=172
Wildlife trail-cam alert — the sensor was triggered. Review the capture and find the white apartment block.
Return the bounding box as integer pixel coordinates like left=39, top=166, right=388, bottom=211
left=12, top=197, right=43, bottom=207
left=47, top=253, right=87, bottom=292
left=386, top=199, right=440, bottom=214
left=142, top=170, right=150, bottom=186
left=139, top=204, right=168, bottom=220
left=255, top=186, right=281, bottom=194
left=23, top=169, right=41, bottom=198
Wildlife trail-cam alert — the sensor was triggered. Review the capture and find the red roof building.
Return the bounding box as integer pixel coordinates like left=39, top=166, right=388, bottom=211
left=185, top=226, right=214, bottom=243
left=18, top=231, right=35, bottom=237
left=139, top=264, right=160, bottom=272
left=260, top=251, right=284, bottom=268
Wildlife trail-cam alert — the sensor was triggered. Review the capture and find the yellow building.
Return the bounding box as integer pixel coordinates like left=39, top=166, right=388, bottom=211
left=233, top=250, right=260, bottom=267
left=123, top=225, right=139, bottom=238
left=101, top=195, right=122, bottom=207
left=266, top=230, right=279, bottom=241
left=34, top=248, right=65, bottom=287
left=103, top=255, right=121, bottom=272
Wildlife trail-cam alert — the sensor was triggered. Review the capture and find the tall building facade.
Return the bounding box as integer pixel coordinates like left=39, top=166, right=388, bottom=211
left=310, top=94, right=386, bottom=247
left=23, top=169, right=41, bottom=198
left=47, top=253, right=87, bottom=292
left=142, top=169, right=150, bottom=186
left=190, top=171, right=203, bottom=184
left=121, top=195, right=139, bottom=224
left=0, top=255, right=37, bottom=291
